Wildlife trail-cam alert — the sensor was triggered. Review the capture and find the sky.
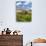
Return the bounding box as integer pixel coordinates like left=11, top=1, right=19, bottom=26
left=16, top=0, right=32, bottom=2
left=0, top=0, right=46, bottom=46
left=16, top=0, right=32, bottom=10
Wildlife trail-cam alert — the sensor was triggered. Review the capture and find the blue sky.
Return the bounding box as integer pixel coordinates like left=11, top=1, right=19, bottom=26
left=16, top=0, right=32, bottom=10
left=16, top=0, right=32, bottom=2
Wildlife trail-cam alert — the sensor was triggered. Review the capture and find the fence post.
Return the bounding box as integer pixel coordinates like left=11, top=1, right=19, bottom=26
left=31, top=42, right=32, bottom=46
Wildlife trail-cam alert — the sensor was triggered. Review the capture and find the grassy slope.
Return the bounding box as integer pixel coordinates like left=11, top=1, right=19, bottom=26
left=16, top=10, right=32, bottom=22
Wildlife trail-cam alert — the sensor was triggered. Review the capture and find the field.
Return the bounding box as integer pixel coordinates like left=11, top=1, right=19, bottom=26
left=16, top=10, right=32, bottom=22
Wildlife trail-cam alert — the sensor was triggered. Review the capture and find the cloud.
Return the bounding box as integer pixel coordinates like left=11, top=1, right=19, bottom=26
left=16, top=1, right=32, bottom=10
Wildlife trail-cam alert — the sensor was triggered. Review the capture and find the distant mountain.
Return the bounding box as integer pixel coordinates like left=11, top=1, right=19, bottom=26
left=16, top=1, right=32, bottom=10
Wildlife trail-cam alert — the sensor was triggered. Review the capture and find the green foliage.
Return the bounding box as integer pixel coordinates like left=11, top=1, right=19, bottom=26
left=16, top=10, right=32, bottom=22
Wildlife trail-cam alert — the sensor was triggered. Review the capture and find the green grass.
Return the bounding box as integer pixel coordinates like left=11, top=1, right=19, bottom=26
left=16, top=10, right=32, bottom=22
